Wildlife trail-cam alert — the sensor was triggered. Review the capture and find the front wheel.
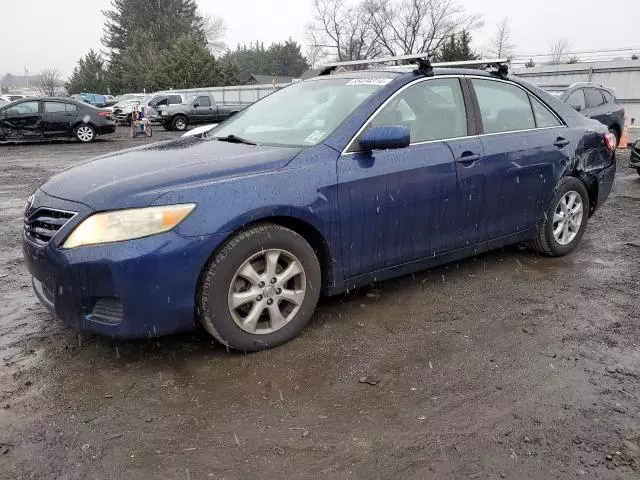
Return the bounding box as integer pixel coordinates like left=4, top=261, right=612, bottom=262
left=531, top=177, right=589, bottom=256
left=198, top=224, right=321, bottom=351
left=75, top=124, right=96, bottom=143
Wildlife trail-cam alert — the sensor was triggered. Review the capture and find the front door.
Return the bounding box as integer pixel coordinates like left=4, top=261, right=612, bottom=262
left=468, top=77, right=570, bottom=240
left=194, top=95, right=214, bottom=123
left=42, top=101, right=77, bottom=137
left=0, top=100, right=42, bottom=139
left=338, top=77, right=469, bottom=279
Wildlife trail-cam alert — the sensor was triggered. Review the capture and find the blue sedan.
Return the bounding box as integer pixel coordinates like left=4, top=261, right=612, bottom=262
left=22, top=59, right=617, bottom=351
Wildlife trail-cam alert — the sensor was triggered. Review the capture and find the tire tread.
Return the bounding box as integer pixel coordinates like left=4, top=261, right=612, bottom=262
left=198, top=223, right=318, bottom=350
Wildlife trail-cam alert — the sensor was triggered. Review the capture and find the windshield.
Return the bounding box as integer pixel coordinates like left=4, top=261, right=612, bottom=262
left=210, top=78, right=391, bottom=147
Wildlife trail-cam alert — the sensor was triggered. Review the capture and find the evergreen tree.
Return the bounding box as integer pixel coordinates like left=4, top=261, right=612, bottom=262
left=151, top=33, right=233, bottom=89
left=223, top=39, right=309, bottom=83
left=65, top=50, right=109, bottom=94
left=436, top=31, right=478, bottom=62
left=102, top=0, right=204, bottom=55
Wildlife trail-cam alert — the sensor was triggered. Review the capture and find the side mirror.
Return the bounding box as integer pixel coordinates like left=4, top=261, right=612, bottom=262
left=570, top=104, right=582, bottom=112
left=359, top=125, right=410, bottom=151
left=194, top=102, right=200, bottom=108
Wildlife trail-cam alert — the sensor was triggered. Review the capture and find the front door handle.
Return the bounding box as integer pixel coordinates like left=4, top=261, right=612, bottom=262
left=554, top=137, right=570, bottom=148
left=455, top=152, right=481, bottom=166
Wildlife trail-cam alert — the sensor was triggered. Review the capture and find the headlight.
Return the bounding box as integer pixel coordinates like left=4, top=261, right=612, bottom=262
left=161, top=110, right=168, bottom=116
left=62, top=204, right=196, bottom=248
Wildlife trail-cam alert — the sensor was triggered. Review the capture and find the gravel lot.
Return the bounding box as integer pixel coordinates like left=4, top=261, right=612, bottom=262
left=1, top=129, right=639, bottom=479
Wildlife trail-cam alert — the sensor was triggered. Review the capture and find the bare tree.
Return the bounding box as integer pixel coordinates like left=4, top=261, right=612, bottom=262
left=549, top=39, right=570, bottom=64
left=37, top=69, right=61, bottom=97
left=308, top=0, right=381, bottom=61
left=304, top=26, right=329, bottom=68
left=487, top=17, right=515, bottom=58
left=203, top=15, right=227, bottom=56
left=363, top=0, right=483, bottom=57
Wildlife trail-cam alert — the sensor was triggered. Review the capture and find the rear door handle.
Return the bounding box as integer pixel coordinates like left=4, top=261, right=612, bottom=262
left=554, top=137, right=570, bottom=148
left=455, top=152, right=481, bottom=166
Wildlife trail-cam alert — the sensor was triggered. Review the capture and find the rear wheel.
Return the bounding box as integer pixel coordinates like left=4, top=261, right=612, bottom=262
left=637, top=168, right=640, bottom=177
left=172, top=116, right=188, bottom=131
left=531, top=177, right=589, bottom=257
left=75, top=124, right=96, bottom=143
left=198, top=224, right=321, bottom=351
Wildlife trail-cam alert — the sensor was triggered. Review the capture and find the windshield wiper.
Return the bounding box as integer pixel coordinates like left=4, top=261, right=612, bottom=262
left=215, top=134, right=257, bottom=145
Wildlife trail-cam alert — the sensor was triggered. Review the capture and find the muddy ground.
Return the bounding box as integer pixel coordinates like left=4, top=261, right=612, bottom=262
left=1, top=129, right=639, bottom=480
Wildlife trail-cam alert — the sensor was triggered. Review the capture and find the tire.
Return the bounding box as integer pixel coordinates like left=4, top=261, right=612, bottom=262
left=531, top=177, right=589, bottom=257
left=75, top=124, right=96, bottom=143
left=172, top=116, right=188, bottom=131
left=636, top=169, right=640, bottom=177
left=198, top=224, right=321, bottom=352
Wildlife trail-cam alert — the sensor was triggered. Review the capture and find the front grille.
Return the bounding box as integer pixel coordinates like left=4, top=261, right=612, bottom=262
left=24, top=208, right=76, bottom=245
left=90, top=298, right=123, bottom=324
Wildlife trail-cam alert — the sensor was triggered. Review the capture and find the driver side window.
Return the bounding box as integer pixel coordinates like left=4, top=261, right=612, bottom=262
left=367, top=78, right=468, bottom=145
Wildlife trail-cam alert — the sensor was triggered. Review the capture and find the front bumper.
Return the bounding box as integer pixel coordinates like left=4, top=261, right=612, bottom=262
left=22, top=193, right=227, bottom=338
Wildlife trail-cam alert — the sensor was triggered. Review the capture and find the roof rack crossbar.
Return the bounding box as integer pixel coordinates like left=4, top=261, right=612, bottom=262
left=318, top=54, right=509, bottom=76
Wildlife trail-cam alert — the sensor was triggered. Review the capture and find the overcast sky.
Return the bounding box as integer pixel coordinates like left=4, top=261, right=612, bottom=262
left=1, top=0, right=639, bottom=78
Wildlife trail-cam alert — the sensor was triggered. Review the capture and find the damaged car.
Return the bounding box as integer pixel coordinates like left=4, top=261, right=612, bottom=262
left=22, top=56, right=616, bottom=351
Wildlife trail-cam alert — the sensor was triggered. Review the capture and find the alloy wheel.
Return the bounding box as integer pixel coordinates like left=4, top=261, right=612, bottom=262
left=76, top=125, right=94, bottom=142
left=228, top=249, right=306, bottom=334
left=552, top=190, right=583, bottom=245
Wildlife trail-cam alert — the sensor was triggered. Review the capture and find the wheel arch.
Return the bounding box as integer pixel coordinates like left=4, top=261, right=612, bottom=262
left=198, top=214, right=335, bottom=296
left=568, top=170, right=598, bottom=216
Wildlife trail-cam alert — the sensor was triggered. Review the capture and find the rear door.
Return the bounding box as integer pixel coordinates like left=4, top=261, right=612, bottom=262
left=43, top=101, right=77, bottom=137
left=566, top=89, right=586, bottom=114
left=1, top=100, right=42, bottom=139
left=469, top=77, right=569, bottom=240
left=337, top=77, right=468, bottom=278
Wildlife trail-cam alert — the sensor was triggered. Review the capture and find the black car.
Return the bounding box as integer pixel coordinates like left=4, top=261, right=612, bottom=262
left=630, top=139, right=640, bottom=175
left=0, top=97, right=116, bottom=143
left=543, top=83, right=625, bottom=147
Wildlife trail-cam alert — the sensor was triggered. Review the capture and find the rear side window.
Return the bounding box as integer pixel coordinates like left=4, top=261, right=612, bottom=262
left=566, top=89, right=586, bottom=110
left=530, top=96, right=562, bottom=128
left=471, top=79, right=535, bottom=134
left=168, top=95, right=182, bottom=104
left=585, top=88, right=605, bottom=108
left=601, top=90, right=614, bottom=103
left=44, top=102, right=67, bottom=113
left=66, top=103, right=78, bottom=113
left=369, top=78, right=467, bottom=143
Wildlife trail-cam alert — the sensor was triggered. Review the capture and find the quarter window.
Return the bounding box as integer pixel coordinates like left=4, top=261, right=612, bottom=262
left=368, top=78, right=468, bottom=144
left=566, top=89, right=586, bottom=110
left=472, top=79, right=535, bottom=134
left=601, top=90, right=614, bottom=103
left=530, top=96, right=562, bottom=128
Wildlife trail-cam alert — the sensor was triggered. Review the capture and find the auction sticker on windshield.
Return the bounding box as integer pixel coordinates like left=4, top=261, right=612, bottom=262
left=345, top=78, right=392, bottom=86
left=305, top=130, right=326, bottom=144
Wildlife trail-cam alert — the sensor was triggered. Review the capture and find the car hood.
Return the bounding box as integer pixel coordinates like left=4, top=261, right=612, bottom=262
left=40, top=137, right=302, bottom=211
